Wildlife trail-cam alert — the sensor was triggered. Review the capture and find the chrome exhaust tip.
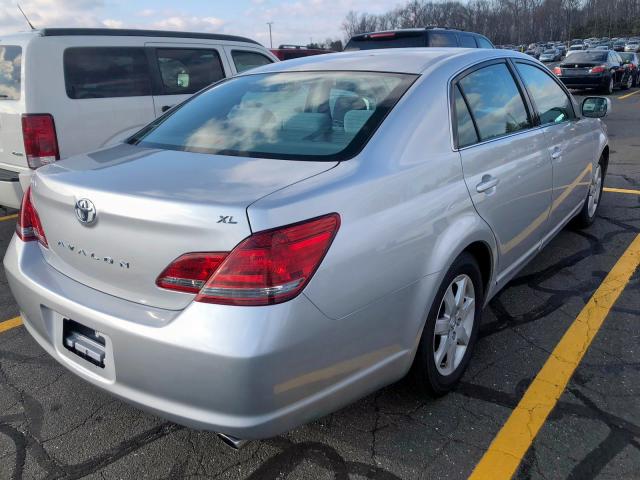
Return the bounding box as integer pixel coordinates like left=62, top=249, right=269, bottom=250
left=217, top=432, right=248, bottom=450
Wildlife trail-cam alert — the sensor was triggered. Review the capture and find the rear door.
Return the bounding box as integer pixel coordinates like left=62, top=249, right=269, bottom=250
left=61, top=45, right=156, bottom=153
left=513, top=61, right=594, bottom=234
left=145, top=43, right=231, bottom=116
left=454, top=60, right=553, bottom=284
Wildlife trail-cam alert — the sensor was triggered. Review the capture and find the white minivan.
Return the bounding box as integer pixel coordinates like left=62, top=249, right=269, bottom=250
left=0, top=28, right=277, bottom=208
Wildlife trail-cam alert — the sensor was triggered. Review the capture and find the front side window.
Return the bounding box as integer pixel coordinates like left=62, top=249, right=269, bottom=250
left=458, top=63, right=530, bottom=142
left=155, top=48, right=225, bottom=95
left=454, top=86, right=478, bottom=147
left=64, top=47, right=151, bottom=99
left=516, top=63, right=573, bottom=125
left=429, top=32, right=458, bottom=47
left=231, top=50, right=273, bottom=74
left=129, top=71, right=416, bottom=161
left=0, top=46, right=21, bottom=100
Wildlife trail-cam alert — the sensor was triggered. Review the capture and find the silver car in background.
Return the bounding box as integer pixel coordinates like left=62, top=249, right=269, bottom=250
left=4, top=48, right=610, bottom=444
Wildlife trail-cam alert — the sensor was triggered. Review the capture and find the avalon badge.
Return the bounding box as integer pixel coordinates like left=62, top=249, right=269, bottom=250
left=75, top=199, right=97, bottom=225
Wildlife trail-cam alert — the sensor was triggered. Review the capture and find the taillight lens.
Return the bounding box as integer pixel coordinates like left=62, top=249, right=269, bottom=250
left=156, top=252, right=227, bottom=293
left=16, top=187, right=48, bottom=247
left=553, top=66, right=562, bottom=75
left=589, top=65, right=607, bottom=74
left=21, top=114, right=60, bottom=169
left=156, top=213, right=340, bottom=306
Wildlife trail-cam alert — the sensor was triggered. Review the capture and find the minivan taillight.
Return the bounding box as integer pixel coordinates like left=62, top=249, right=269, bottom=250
left=21, top=114, right=60, bottom=169
left=16, top=187, right=48, bottom=247
left=156, top=213, right=340, bottom=306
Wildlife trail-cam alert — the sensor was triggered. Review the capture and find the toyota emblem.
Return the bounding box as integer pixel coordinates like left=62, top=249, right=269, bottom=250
left=75, top=198, right=97, bottom=225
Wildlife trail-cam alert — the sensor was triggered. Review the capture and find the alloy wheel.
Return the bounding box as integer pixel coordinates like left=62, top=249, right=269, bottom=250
left=432, top=274, right=475, bottom=376
left=587, top=164, right=603, bottom=218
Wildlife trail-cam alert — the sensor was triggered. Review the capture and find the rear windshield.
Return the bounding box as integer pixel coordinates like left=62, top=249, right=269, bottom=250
left=345, top=33, right=425, bottom=50
left=563, top=52, right=607, bottom=63
left=0, top=46, right=22, bottom=100
left=128, top=71, right=416, bottom=161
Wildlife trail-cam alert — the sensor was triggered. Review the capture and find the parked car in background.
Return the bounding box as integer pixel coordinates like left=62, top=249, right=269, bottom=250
left=4, top=48, right=609, bottom=442
left=525, top=47, right=541, bottom=58
left=539, top=48, right=562, bottom=62
left=619, top=52, right=639, bottom=86
left=344, top=27, right=494, bottom=50
left=568, top=44, right=585, bottom=52
left=0, top=28, right=277, bottom=209
left=613, top=40, right=626, bottom=52
left=595, top=45, right=609, bottom=50
left=270, top=45, right=334, bottom=60
left=625, top=41, right=640, bottom=52
left=554, top=50, right=632, bottom=93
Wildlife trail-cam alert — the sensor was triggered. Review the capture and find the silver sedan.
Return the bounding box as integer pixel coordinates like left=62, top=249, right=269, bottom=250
left=4, top=48, right=610, bottom=444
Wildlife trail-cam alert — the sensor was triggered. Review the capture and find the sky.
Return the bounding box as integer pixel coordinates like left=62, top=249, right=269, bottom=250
left=0, top=0, right=400, bottom=47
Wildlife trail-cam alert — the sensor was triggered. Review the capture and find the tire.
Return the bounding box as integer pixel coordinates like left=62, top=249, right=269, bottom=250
left=622, top=73, right=633, bottom=90
left=572, top=156, right=605, bottom=229
left=601, top=75, right=614, bottom=94
left=633, top=73, right=638, bottom=88
left=411, top=252, right=483, bottom=397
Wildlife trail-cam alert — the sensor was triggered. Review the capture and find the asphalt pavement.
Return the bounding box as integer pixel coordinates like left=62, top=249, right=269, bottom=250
left=0, top=88, right=639, bottom=480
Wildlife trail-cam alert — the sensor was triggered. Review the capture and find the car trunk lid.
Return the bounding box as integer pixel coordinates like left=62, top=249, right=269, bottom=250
left=31, top=143, right=337, bottom=310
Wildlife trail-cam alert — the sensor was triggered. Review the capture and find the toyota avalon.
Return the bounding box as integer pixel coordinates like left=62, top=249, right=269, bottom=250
left=4, top=48, right=610, bottom=445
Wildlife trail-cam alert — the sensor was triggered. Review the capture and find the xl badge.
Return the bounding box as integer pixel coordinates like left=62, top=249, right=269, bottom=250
left=75, top=199, right=97, bottom=225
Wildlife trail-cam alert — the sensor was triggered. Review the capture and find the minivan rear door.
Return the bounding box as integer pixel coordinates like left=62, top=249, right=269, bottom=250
left=145, top=43, right=232, bottom=117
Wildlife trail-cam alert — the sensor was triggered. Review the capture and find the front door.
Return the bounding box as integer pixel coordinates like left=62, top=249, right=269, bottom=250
left=145, top=43, right=231, bottom=117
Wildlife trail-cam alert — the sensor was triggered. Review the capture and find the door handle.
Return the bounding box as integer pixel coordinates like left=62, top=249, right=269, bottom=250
left=551, top=147, right=561, bottom=160
left=161, top=105, right=173, bottom=112
left=476, top=175, right=499, bottom=193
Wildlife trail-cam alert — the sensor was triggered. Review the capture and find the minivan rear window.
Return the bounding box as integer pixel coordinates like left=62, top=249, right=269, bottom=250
left=345, top=33, right=425, bottom=50
left=0, top=46, right=22, bottom=100
left=64, top=47, right=152, bottom=99
left=129, top=71, right=417, bottom=161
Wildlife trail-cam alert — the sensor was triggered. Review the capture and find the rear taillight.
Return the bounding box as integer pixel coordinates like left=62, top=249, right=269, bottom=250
left=553, top=66, right=562, bottom=75
left=21, top=114, right=60, bottom=169
left=156, top=252, right=228, bottom=294
left=16, top=186, right=48, bottom=247
left=157, top=213, right=340, bottom=306
left=589, top=65, right=607, bottom=74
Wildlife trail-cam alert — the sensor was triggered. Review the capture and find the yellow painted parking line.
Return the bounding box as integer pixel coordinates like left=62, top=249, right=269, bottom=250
left=604, top=187, right=640, bottom=195
left=0, top=213, right=17, bottom=222
left=470, top=233, right=640, bottom=480
left=618, top=89, right=640, bottom=100
left=0, top=316, right=23, bottom=334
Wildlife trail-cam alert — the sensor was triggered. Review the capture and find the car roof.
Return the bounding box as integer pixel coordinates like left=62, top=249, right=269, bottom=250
left=246, top=47, right=533, bottom=76
left=0, top=28, right=261, bottom=45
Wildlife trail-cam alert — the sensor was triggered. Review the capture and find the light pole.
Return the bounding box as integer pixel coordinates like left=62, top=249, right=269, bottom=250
left=267, top=22, right=274, bottom=49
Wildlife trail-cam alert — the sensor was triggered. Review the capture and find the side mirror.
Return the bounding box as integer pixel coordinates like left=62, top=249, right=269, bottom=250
left=582, top=97, right=611, bottom=118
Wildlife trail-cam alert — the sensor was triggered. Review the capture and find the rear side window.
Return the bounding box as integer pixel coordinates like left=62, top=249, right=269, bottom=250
left=428, top=32, right=458, bottom=47
left=0, top=46, right=21, bottom=100
left=459, top=34, right=477, bottom=48
left=477, top=37, right=494, bottom=49
left=454, top=86, right=478, bottom=147
left=64, top=47, right=151, bottom=99
left=458, top=63, right=530, bottom=142
left=155, top=48, right=225, bottom=95
left=515, top=63, right=573, bottom=125
left=231, top=50, right=273, bottom=74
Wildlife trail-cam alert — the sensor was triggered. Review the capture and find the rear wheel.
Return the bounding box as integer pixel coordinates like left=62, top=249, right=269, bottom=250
left=411, top=253, right=483, bottom=396
left=602, top=75, right=614, bottom=94
left=573, top=157, right=604, bottom=228
left=622, top=73, right=633, bottom=90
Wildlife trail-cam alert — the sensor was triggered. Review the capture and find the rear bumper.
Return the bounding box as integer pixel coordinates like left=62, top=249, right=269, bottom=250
left=0, top=169, right=24, bottom=209
left=558, top=74, right=608, bottom=89
left=3, top=237, right=412, bottom=439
